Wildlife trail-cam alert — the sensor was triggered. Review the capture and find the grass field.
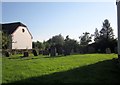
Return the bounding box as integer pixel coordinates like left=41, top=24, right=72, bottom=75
left=2, top=54, right=120, bottom=85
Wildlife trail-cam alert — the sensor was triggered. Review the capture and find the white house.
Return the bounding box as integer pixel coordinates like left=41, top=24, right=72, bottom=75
left=2, top=22, right=33, bottom=50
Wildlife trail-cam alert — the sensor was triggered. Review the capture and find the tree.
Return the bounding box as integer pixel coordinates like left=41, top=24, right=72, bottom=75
left=93, top=19, right=116, bottom=53
left=51, top=34, right=64, bottom=45
left=79, top=32, right=92, bottom=46
left=2, top=31, right=10, bottom=49
left=63, top=35, right=79, bottom=55
left=46, top=34, right=64, bottom=56
left=43, top=41, right=50, bottom=50
left=79, top=32, right=92, bottom=53
left=94, top=28, right=100, bottom=43
left=32, top=41, right=44, bottom=50
left=100, top=19, right=114, bottom=40
left=36, top=41, right=44, bottom=50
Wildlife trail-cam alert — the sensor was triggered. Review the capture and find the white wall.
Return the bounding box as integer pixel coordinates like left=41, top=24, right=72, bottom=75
left=12, top=26, right=32, bottom=49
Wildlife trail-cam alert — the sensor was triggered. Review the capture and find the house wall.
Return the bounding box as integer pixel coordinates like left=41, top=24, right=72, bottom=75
left=11, top=26, right=32, bottom=49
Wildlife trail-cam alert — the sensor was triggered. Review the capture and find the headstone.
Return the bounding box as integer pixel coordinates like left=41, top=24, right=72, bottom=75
left=105, top=48, right=111, bottom=54
left=32, top=50, right=38, bottom=56
left=23, top=52, right=29, bottom=57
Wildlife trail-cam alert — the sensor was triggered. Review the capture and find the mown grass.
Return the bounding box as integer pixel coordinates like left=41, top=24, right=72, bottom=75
left=2, top=54, right=120, bottom=84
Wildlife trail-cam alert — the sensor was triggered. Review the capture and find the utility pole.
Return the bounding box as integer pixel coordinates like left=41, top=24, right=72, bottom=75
left=116, top=0, right=120, bottom=59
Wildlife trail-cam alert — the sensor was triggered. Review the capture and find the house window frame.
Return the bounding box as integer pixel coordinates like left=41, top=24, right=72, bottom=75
left=22, top=29, right=25, bottom=33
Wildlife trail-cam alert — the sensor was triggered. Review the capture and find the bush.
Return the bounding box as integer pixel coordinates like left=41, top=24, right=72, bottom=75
left=5, top=51, right=9, bottom=57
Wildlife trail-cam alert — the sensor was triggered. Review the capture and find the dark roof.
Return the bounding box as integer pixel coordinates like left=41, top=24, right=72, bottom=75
left=2, top=22, right=27, bottom=34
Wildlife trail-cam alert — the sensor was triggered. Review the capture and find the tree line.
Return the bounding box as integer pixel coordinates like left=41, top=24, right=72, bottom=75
left=33, top=19, right=117, bottom=56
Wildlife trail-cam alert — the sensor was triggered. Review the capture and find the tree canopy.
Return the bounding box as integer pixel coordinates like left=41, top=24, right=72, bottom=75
left=79, top=32, right=92, bottom=46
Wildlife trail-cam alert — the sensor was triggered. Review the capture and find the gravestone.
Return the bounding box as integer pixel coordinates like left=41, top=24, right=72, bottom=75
left=23, top=52, right=29, bottom=57
left=105, top=48, right=111, bottom=54
left=32, top=49, right=38, bottom=56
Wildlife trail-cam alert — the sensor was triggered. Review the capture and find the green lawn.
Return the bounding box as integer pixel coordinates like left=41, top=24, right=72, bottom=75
left=2, top=54, right=120, bottom=84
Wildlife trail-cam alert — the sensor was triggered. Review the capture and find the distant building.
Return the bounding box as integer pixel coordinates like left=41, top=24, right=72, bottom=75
left=2, top=22, right=33, bottom=50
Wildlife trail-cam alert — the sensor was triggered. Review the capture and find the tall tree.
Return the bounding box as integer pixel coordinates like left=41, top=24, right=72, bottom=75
left=94, top=19, right=116, bottom=53
left=46, top=34, right=64, bottom=56
left=79, top=32, right=92, bottom=46
left=63, top=35, right=79, bottom=55
left=100, top=19, right=114, bottom=40
left=94, top=28, right=100, bottom=43
left=2, top=31, right=10, bottom=49
left=51, top=34, right=64, bottom=45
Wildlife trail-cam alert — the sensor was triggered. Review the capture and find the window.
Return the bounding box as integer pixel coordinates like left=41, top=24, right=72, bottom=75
left=22, top=29, right=25, bottom=33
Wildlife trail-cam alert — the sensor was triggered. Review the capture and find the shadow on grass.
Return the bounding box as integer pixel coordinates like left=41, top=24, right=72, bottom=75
left=2, top=59, right=120, bottom=85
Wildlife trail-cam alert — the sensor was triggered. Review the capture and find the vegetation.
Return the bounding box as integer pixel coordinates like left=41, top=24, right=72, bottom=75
left=2, top=31, right=10, bottom=49
left=93, top=19, right=117, bottom=53
left=1, top=19, right=120, bottom=85
left=32, top=19, right=117, bottom=56
left=2, top=54, right=120, bottom=84
left=79, top=32, right=92, bottom=46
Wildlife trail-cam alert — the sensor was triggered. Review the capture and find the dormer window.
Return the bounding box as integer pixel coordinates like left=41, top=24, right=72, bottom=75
left=22, top=29, right=25, bottom=33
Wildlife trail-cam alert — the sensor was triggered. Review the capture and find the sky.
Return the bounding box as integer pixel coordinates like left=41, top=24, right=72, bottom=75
left=2, top=1, right=118, bottom=42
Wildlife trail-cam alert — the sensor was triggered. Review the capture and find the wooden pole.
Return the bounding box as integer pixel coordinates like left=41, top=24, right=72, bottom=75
left=117, top=0, right=120, bottom=59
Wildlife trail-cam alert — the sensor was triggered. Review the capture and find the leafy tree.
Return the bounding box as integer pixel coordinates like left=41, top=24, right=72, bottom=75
left=43, top=41, right=50, bottom=49
left=46, top=34, right=64, bottom=56
left=79, top=32, right=92, bottom=46
left=63, top=35, right=71, bottom=55
left=100, top=19, right=114, bottom=40
left=51, top=34, right=64, bottom=45
left=2, top=31, right=10, bottom=49
left=94, top=28, right=100, bottom=43
left=36, top=41, right=44, bottom=50
left=93, top=19, right=116, bottom=53
left=63, top=35, right=79, bottom=55
left=32, top=41, right=44, bottom=50
left=45, top=34, right=64, bottom=48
